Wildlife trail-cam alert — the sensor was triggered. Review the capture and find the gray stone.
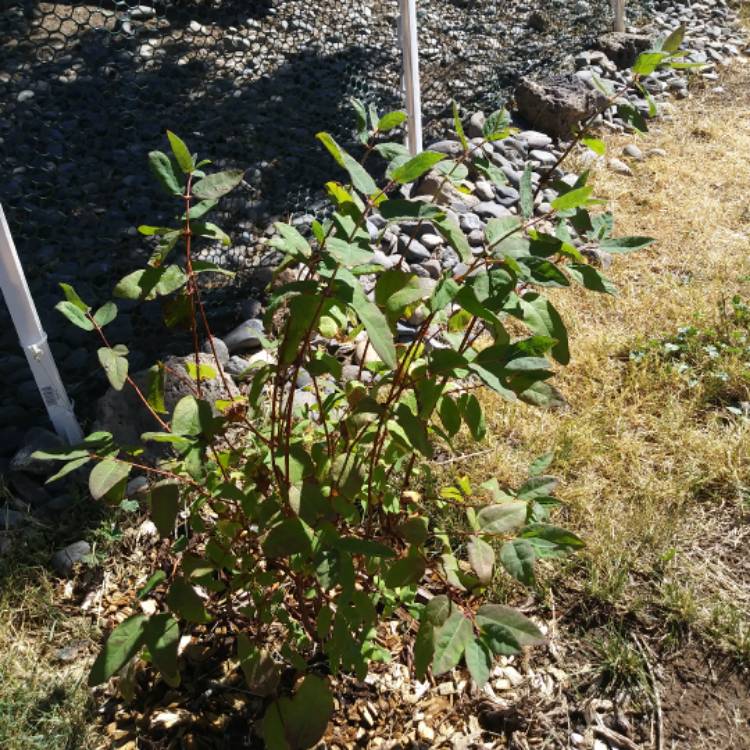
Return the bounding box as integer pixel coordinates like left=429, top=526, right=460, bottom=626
left=426, top=140, right=463, bottom=157
left=9, top=472, right=51, bottom=508
left=518, top=130, right=553, bottom=149
left=51, top=540, right=91, bottom=576
left=17, top=90, right=34, bottom=103
left=1, top=506, right=26, bottom=530
left=223, top=319, right=264, bottom=354
left=224, top=355, right=252, bottom=378
left=420, top=233, right=444, bottom=251
left=515, top=74, right=608, bottom=139
left=595, top=32, right=653, bottom=68
left=474, top=202, right=513, bottom=220
left=422, top=258, right=442, bottom=279
left=459, top=213, right=484, bottom=233
left=10, top=428, right=64, bottom=477
left=95, top=353, right=239, bottom=449
left=466, top=111, right=486, bottom=139
left=608, top=157, right=633, bottom=176
left=474, top=180, right=495, bottom=201
left=201, top=336, right=229, bottom=365
left=623, top=144, right=644, bottom=161
left=400, top=237, right=431, bottom=263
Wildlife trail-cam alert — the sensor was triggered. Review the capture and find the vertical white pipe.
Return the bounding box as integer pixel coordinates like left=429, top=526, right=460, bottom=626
left=0, top=204, right=83, bottom=444
left=612, top=0, right=626, bottom=32
left=399, top=0, right=423, bottom=155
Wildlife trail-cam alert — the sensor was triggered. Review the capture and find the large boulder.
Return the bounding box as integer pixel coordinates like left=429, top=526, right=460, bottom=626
left=515, top=74, right=609, bottom=140
left=594, top=32, right=652, bottom=69
left=95, top=353, right=239, bottom=448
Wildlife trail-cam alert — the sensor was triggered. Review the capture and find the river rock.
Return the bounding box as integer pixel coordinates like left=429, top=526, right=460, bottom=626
left=51, top=540, right=91, bottom=576
left=515, top=74, right=608, bottom=140
left=595, top=32, right=653, bottom=68
left=95, top=353, right=239, bottom=449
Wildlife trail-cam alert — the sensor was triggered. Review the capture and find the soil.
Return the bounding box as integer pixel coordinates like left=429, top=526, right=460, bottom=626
left=660, top=647, right=750, bottom=749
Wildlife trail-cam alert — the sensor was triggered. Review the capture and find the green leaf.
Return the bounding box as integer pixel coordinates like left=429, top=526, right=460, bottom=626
left=394, top=403, right=432, bottom=458
left=93, top=301, right=117, bottom=327
left=432, top=610, right=474, bottom=675
left=262, top=518, right=312, bottom=559
left=519, top=524, right=585, bottom=553
left=617, top=103, right=649, bottom=133
left=505, top=293, right=569, bottom=365
left=434, top=215, right=472, bottom=264
left=238, top=633, right=280, bottom=697
left=325, top=237, right=374, bottom=267
left=516, top=475, right=558, bottom=500
left=632, top=51, right=668, bottom=76
left=476, top=502, right=527, bottom=534
left=113, top=265, right=187, bottom=301
left=144, top=613, right=181, bottom=686
left=192, top=169, right=244, bottom=200
left=166, top=131, right=194, bottom=174
left=46, top=456, right=90, bottom=483
left=519, top=164, right=534, bottom=219
left=460, top=394, right=486, bottom=440
left=271, top=222, right=311, bottom=259
left=582, top=137, right=606, bottom=156
left=551, top=186, right=593, bottom=212
left=97, top=347, right=129, bottom=391
left=518, top=380, right=566, bottom=409
left=384, top=553, right=426, bottom=588
left=391, top=151, right=446, bottom=184
left=137, top=571, right=166, bottom=599
left=377, top=110, right=407, bottom=132
left=89, top=458, right=131, bottom=501
left=350, top=295, right=396, bottom=369
left=394, top=517, right=429, bottom=546
left=316, top=132, right=377, bottom=195
left=566, top=264, right=617, bottom=295
left=150, top=483, right=179, bottom=537
left=147, top=362, right=167, bottom=414
left=172, top=395, right=213, bottom=438
left=500, top=539, right=536, bottom=586
left=452, top=101, right=468, bottom=150
left=55, top=301, right=94, bottom=331
left=483, top=108, right=512, bottom=141
left=88, top=614, right=147, bottom=686
left=336, top=537, right=396, bottom=558
left=599, top=236, right=654, bottom=253
left=185, top=362, right=218, bottom=381
left=59, top=283, right=89, bottom=312
left=528, top=451, right=555, bottom=477
left=351, top=97, right=369, bottom=144
left=149, top=150, right=182, bottom=196
left=438, top=396, right=461, bottom=436
left=378, top=199, right=444, bottom=222
left=279, top=293, right=322, bottom=366
left=467, top=536, right=495, bottom=584
left=190, top=221, right=230, bottom=246
left=166, top=577, right=212, bottom=624
left=262, top=675, right=333, bottom=750
left=476, top=604, right=544, bottom=655
left=661, top=25, right=685, bottom=53
left=464, top=638, right=492, bottom=687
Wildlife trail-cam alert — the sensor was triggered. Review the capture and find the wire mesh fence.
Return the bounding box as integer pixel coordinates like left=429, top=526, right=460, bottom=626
left=0, top=0, right=647, bottom=426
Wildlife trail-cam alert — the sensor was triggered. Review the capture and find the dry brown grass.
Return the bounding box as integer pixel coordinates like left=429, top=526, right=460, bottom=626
left=460, top=60, right=750, bottom=661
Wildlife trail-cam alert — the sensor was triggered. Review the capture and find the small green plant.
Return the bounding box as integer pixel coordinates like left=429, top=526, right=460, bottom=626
left=629, top=295, right=750, bottom=411
left=35, top=37, right=687, bottom=749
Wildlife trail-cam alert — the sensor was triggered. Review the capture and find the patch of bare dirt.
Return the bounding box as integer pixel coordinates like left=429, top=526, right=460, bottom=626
left=660, top=648, right=750, bottom=749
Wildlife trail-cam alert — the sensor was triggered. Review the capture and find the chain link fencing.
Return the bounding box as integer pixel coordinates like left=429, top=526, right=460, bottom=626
left=0, top=0, right=649, bottom=427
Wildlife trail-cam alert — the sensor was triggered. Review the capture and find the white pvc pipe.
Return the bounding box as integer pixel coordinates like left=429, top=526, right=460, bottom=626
left=0, top=204, right=83, bottom=444
left=399, top=0, right=423, bottom=155
left=612, top=0, right=626, bottom=32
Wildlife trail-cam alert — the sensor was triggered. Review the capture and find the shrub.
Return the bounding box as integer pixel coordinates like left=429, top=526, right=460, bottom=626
left=37, top=37, right=686, bottom=748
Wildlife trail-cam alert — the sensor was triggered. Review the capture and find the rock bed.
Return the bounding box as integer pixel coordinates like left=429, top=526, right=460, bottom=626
left=0, top=0, right=747, bottom=497
left=0, top=0, right=645, bottom=449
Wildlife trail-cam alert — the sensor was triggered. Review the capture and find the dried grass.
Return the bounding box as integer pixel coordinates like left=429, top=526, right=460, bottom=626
left=465, top=59, right=750, bottom=661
